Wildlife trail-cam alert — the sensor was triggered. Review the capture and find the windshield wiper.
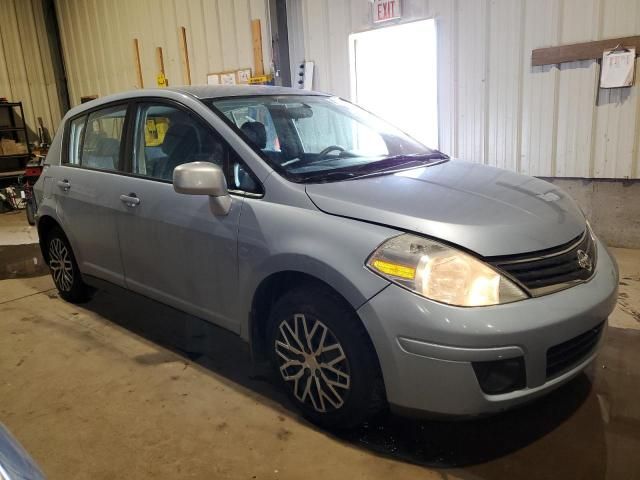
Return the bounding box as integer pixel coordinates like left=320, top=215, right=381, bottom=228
left=298, top=170, right=357, bottom=183
left=371, top=152, right=449, bottom=166
left=349, top=152, right=449, bottom=178
left=298, top=152, right=449, bottom=183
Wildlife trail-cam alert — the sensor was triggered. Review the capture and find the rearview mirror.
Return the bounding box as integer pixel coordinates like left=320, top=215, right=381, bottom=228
left=270, top=103, right=313, bottom=119
left=173, top=162, right=231, bottom=216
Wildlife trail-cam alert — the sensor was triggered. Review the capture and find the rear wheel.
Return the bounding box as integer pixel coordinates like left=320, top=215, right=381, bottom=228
left=267, top=285, right=385, bottom=429
left=46, top=227, right=89, bottom=303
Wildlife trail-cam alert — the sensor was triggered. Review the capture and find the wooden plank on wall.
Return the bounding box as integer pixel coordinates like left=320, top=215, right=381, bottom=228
left=156, top=46, right=165, bottom=74
left=251, top=19, right=264, bottom=76
left=532, top=35, right=640, bottom=66
left=179, top=26, right=192, bottom=85
left=133, top=38, right=143, bottom=88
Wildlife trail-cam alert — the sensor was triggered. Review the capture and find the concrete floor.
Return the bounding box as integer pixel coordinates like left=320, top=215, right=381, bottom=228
left=0, top=209, right=639, bottom=480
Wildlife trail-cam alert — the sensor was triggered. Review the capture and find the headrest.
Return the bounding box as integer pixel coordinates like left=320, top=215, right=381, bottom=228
left=94, top=137, right=120, bottom=156
left=162, top=123, right=198, bottom=155
left=240, top=121, right=267, bottom=149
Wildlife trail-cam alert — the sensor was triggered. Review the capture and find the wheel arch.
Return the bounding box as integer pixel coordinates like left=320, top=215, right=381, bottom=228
left=36, top=214, right=63, bottom=263
left=248, top=269, right=383, bottom=371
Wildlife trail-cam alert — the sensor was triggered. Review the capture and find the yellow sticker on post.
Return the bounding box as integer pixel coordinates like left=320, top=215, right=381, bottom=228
left=156, top=72, right=168, bottom=88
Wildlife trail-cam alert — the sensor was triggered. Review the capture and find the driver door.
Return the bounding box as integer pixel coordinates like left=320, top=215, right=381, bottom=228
left=115, top=100, right=248, bottom=331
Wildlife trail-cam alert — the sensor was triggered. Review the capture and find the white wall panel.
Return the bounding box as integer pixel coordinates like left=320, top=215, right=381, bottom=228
left=486, top=0, right=523, bottom=172
left=288, top=0, right=640, bottom=179
left=592, top=0, right=640, bottom=178
left=553, top=0, right=600, bottom=178
left=455, top=0, right=488, bottom=163
left=0, top=0, right=64, bottom=138
left=429, top=0, right=457, bottom=156
left=55, top=0, right=272, bottom=106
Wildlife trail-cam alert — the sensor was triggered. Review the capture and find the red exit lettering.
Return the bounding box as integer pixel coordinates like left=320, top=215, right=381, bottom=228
left=375, top=0, right=400, bottom=22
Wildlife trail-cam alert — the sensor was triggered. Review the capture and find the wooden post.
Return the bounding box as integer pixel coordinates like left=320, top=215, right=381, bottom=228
left=133, top=39, right=144, bottom=88
left=156, top=47, right=165, bottom=74
left=179, top=27, right=192, bottom=85
left=156, top=46, right=168, bottom=87
left=251, top=19, right=264, bottom=76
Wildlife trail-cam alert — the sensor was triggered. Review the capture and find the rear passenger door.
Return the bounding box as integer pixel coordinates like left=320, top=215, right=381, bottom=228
left=53, top=103, right=130, bottom=286
left=114, top=100, right=261, bottom=332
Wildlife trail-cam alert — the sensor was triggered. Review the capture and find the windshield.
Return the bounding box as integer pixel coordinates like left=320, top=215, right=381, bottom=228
left=207, top=95, right=447, bottom=183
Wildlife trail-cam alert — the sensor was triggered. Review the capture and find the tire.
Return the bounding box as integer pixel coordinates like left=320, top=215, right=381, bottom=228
left=267, top=284, right=385, bottom=429
left=46, top=227, right=90, bottom=303
left=25, top=198, right=36, bottom=225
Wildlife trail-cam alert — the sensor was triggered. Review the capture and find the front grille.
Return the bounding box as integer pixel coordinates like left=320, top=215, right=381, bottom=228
left=546, top=322, right=604, bottom=379
left=488, top=230, right=596, bottom=296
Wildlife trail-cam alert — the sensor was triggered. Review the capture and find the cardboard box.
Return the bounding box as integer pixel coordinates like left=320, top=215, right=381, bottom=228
left=15, top=142, right=27, bottom=154
left=0, top=138, right=16, bottom=155
left=0, top=138, right=26, bottom=155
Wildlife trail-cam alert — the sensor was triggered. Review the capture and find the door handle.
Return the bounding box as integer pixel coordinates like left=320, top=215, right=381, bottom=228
left=57, top=180, right=70, bottom=192
left=120, top=193, right=140, bottom=207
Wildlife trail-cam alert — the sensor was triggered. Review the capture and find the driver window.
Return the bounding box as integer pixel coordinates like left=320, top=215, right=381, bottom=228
left=133, top=103, right=226, bottom=181
left=133, top=102, right=262, bottom=194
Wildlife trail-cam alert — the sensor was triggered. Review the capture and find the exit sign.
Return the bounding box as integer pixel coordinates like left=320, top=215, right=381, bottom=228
left=373, top=0, right=401, bottom=23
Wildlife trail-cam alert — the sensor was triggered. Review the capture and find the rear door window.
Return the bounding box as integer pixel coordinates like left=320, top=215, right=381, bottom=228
left=81, top=105, right=127, bottom=171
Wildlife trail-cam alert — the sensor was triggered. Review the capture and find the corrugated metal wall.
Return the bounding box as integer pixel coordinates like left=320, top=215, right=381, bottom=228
left=0, top=0, right=65, bottom=140
left=287, top=0, right=640, bottom=179
left=55, top=0, right=272, bottom=107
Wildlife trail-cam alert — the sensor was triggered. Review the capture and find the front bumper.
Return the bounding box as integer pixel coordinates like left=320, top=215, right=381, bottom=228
left=357, top=238, right=619, bottom=416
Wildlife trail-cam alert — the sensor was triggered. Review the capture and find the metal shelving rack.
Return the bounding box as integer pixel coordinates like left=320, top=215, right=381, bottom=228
left=0, top=101, right=31, bottom=180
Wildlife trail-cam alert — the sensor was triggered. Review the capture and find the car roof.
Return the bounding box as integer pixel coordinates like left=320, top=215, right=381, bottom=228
left=166, top=85, right=328, bottom=99
left=64, top=85, right=329, bottom=119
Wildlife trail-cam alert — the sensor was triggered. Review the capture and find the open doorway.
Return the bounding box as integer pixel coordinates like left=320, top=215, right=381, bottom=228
left=349, top=19, right=438, bottom=149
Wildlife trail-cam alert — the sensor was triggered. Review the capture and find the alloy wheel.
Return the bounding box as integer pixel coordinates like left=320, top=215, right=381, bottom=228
left=274, top=314, right=351, bottom=413
left=49, top=237, right=74, bottom=292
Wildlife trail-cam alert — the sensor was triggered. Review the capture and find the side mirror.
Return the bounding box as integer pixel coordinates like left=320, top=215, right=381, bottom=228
left=173, top=162, right=231, bottom=216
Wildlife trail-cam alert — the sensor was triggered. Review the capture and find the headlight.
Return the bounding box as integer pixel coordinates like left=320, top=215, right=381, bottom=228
left=367, top=234, right=527, bottom=307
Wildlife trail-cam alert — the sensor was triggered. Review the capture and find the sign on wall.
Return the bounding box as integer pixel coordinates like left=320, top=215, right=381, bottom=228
left=373, top=0, right=401, bottom=23
left=600, top=47, right=636, bottom=88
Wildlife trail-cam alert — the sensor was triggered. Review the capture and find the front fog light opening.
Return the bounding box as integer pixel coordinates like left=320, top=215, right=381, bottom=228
left=472, top=357, right=526, bottom=395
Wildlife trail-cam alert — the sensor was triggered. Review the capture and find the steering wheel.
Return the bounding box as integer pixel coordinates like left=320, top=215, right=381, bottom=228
left=316, top=145, right=345, bottom=161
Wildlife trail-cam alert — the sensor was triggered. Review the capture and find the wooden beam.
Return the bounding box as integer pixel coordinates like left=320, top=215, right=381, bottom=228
left=156, top=47, right=165, bottom=74
left=251, top=19, right=264, bottom=76
left=133, top=39, right=144, bottom=88
left=532, top=35, right=640, bottom=66
left=179, top=27, right=191, bottom=85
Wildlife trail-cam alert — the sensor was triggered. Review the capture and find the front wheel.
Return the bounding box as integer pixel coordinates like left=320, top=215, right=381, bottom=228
left=267, top=285, right=385, bottom=429
left=46, top=227, right=90, bottom=303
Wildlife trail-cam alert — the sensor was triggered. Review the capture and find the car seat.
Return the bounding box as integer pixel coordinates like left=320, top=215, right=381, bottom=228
left=158, top=122, right=200, bottom=180
left=84, top=137, right=120, bottom=170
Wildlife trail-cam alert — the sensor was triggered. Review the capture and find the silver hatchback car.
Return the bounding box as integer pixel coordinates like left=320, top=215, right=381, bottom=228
left=35, top=86, right=619, bottom=428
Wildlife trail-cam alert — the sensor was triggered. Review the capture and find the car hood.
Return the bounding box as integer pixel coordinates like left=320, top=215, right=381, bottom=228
left=305, top=160, right=586, bottom=257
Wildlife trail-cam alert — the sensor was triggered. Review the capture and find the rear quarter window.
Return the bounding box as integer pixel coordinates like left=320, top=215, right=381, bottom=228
left=67, top=115, right=86, bottom=165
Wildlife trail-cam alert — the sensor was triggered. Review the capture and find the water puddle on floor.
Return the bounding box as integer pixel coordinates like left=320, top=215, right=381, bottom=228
left=0, top=243, right=48, bottom=280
